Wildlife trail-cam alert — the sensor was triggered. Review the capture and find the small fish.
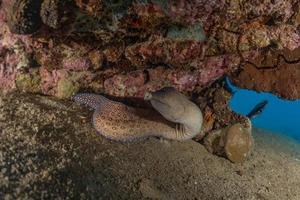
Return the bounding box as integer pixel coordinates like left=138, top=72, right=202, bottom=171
left=246, top=100, right=268, bottom=119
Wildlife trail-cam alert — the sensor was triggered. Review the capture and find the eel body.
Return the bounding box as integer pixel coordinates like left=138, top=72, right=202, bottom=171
left=73, top=87, right=203, bottom=142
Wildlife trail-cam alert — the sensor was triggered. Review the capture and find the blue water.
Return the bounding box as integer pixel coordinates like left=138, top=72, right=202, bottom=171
left=227, top=78, right=300, bottom=142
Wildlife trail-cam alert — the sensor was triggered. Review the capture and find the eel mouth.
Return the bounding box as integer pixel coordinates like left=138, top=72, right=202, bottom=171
left=144, top=92, right=152, bottom=100
left=144, top=92, right=172, bottom=109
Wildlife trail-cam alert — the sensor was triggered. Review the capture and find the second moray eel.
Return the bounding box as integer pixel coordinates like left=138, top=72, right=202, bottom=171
left=73, top=87, right=203, bottom=141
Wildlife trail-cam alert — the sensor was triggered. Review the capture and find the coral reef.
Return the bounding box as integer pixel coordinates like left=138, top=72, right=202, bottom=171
left=1, top=0, right=299, bottom=98
left=0, top=0, right=299, bottom=159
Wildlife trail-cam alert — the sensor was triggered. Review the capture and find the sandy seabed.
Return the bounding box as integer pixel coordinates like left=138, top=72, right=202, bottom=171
left=0, top=92, right=299, bottom=200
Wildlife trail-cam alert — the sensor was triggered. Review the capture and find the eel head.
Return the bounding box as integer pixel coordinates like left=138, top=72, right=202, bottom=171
left=144, top=87, right=186, bottom=123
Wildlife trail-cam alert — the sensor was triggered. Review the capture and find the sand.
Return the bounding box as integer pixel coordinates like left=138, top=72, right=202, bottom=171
left=0, top=92, right=300, bottom=200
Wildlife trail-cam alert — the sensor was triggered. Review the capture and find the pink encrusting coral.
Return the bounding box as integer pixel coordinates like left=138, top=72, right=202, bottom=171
left=127, top=2, right=166, bottom=31
left=0, top=1, right=34, bottom=52
left=216, top=24, right=300, bottom=54
left=39, top=68, right=68, bottom=95
left=0, top=2, right=6, bottom=29
left=103, top=54, right=233, bottom=98
left=270, top=25, right=300, bottom=51
left=169, top=72, right=199, bottom=92
left=39, top=66, right=96, bottom=97
left=165, top=0, right=297, bottom=28
left=242, top=0, right=296, bottom=23
left=0, top=8, right=34, bottom=92
left=125, top=37, right=206, bottom=68
left=62, top=57, right=92, bottom=71
left=103, top=67, right=220, bottom=98
left=167, top=0, right=226, bottom=28
left=240, top=24, right=300, bottom=51
left=0, top=53, right=18, bottom=91
left=0, top=0, right=36, bottom=92
left=103, top=50, right=259, bottom=97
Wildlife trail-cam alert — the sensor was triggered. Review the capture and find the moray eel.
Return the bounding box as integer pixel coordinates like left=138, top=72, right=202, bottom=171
left=73, top=87, right=203, bottom=142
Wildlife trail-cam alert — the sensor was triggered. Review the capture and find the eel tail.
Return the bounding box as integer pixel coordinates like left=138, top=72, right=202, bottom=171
left=72, top=93, right=109, bottom=110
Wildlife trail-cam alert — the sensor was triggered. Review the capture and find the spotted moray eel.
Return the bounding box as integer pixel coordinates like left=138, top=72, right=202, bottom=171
left=73, top=87, right=203, bottom=142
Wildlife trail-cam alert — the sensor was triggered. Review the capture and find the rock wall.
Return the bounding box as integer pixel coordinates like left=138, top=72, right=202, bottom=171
left=0, top=0, right=299, bottom=99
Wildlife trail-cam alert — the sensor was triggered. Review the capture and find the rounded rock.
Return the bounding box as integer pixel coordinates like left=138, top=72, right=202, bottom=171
left=224, top=123, right=253, bottom=163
